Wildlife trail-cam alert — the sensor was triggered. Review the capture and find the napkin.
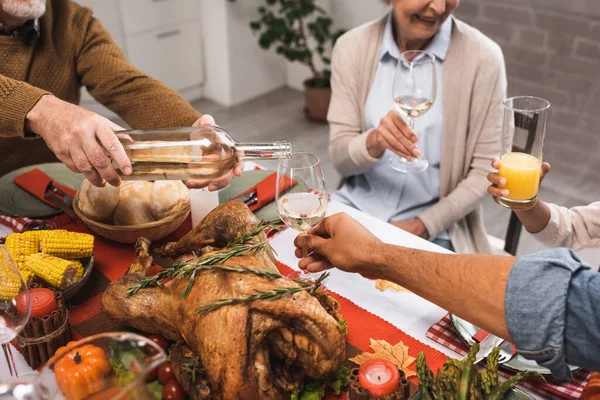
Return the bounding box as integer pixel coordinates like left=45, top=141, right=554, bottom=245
left=13, top=169, right=76, bottom=209
left=233, top=172, right=297, bottom=212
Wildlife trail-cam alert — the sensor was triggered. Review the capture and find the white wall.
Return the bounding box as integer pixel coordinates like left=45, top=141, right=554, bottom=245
left=227, top=0, right=287, bottom=105
left=330, top=0, right=390, bottom=29
left=284, top=0, right=390, bottom=90
left=201, top=0, right=287, bottom=106
left=201, top=1, right=232, bottom=105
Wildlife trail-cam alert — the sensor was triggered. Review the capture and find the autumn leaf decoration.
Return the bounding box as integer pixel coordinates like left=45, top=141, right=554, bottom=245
left=375, top=280, right=410, bottom=293
left=349, top=339, right=416, bottom=378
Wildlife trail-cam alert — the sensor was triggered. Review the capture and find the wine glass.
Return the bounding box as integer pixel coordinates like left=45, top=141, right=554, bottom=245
left=0, top=246, right=31, bottom=378
left=276, top=153, right=328, bottom=282
left=35, top=332, right=166, bottom=400
left=390, top=50, right=437, bottom=173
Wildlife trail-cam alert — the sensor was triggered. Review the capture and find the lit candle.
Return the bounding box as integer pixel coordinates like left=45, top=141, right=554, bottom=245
left=17, top=288, right=57, bottom=318
left=358, top=359, right=400, bottom=397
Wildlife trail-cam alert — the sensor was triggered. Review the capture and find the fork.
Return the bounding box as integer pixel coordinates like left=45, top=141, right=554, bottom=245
left=498, top=340, right=517, bottom=364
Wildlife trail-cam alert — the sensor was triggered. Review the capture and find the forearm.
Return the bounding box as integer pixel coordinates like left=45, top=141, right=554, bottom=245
left=373, top=242, right=515, bottom=340
left=529, top=202, right=600, bottom=250
left=95, top=77, right=200, bottom=129
left=329, top=129, right=380, bottom=177
left=77, top=15, right=199, bottom=129
left=0, top=74, right=50, bottom=137
left=515, top=199, right=551, bottom=234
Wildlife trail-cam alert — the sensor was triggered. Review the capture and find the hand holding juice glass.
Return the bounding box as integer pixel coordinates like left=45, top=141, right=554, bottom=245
left=497, top=96, right=550, bottom=211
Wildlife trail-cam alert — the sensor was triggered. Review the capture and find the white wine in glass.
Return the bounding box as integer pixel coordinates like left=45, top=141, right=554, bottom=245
left=390, top=50, right=437, bottom=173
left=393, top=96, right=434, bottom=118
left=278, top=192, right=327, bottom=232
left=276, top=153, right=328, bottom=282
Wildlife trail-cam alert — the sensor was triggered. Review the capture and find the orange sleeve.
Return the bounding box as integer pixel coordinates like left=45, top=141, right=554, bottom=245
left=0, top=73, right=50, bottom=138
left=74, top=9, right=201, bottom=128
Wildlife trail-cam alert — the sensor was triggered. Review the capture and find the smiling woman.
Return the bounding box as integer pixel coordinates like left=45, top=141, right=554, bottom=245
left=380, top=0, right=459, bottom=52
left=328, top=0, right=506, bottom=254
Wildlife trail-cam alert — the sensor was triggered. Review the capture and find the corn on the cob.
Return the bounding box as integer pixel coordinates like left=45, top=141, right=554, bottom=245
left=19, top=268, right=35, bottom=285
left=0, top=267, right=24, bottom=301
left=5, top=231, right=45, bottom=268
left=24, top=253, right=84, bottom=290
left=41, top=231, right=94, bottom=259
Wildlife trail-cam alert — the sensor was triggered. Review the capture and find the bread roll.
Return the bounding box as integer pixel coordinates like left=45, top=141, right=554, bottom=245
left=150, top=181, right=190, bottom=220
left=78, top=179, right=120, bottom=222
left=113, top=181, right=155, bottom=225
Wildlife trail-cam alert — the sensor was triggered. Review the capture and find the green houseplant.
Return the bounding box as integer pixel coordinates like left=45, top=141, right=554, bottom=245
left=250, top=0, right=344, bottom=122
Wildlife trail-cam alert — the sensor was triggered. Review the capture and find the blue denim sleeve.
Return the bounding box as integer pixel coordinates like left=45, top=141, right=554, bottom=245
left=505, top=248, right=600, bottom=381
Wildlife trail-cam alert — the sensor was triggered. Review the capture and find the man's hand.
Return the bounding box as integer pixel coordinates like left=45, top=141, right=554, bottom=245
left=185, top=114, right=244, bottom=191
left=487, top=159, right=551, bottom=201
left=391, top=218, right=429, bottom=239
left=26, top=95, right=131, bottom=187
left=293, top=213, right=382, bottom=276
left=366, top=110, right=420, bottom=160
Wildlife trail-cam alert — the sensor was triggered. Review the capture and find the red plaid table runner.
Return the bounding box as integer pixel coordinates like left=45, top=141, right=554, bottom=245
left=0, top=214, right=73, bottom=234
left=426, top=314, right=590, bottom=399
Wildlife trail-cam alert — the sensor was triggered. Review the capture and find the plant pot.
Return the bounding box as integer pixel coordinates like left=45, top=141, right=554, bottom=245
left=303, top=78, right=331, bottom=122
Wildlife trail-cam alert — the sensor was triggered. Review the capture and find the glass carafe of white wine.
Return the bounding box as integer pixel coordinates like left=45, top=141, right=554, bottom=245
left=114, top=126, right=292, bottom=181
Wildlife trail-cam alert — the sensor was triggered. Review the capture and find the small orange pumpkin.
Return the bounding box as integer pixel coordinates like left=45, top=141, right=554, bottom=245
left=53, top=342, right=112, bottom=400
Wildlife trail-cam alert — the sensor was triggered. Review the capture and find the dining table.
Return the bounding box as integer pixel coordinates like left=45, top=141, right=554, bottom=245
left=0, top=162, right=582, bottom=399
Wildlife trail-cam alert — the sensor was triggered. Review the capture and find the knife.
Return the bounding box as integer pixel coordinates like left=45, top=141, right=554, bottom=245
left=44, top=183, right=75, bottom=218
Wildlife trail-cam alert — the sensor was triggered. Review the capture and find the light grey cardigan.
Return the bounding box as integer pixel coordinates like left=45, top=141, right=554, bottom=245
left=327, top=16, right=507, bottom=254
left=533, top=202, right=600, bottom=250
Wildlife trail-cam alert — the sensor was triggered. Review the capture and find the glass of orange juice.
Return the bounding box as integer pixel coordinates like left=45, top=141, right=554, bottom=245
left=498, top=96, right=550, bottom=211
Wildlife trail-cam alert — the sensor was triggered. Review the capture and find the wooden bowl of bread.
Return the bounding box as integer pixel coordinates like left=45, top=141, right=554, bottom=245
left=73, top=180, right=190, bottom=244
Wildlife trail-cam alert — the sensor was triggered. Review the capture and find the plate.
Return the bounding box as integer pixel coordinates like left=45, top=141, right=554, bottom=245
left=0, top=163, right=84, bottom=218
left=450, top=314, right=579, bottom=375
left=62, top=256, right=94, bottom=301
left=219, top=170, right=308, bottom=222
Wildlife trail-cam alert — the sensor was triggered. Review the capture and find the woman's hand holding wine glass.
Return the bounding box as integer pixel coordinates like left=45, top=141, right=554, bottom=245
left=389, top=50, right=437, bottom=174
left=367, top=110, right=421, bottom=161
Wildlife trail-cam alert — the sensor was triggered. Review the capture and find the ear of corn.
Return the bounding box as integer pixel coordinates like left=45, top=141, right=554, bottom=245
left=41, top=231, right=94, bottom=259
left=24, top=253, right=84, bottom=290
left=0, top=247, right=25, bottom=300
left=5, top=230, right=45, bottom=269
left=0, top=269, right=23, bottom=301
left=20, top=268, right=35, bottom=285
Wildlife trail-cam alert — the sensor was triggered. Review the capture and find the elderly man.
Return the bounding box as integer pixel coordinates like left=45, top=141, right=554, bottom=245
left=294, top=212, right=600, bottom=381
left=0, top=0, right=241, bottom=188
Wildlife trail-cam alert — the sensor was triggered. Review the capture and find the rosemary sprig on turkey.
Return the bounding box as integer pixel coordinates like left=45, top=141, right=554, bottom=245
left=127, top=220, right=282, bottom=297
left=196, top=272, right=330, bottom=315
left=182, top=356, right=203, bottom=383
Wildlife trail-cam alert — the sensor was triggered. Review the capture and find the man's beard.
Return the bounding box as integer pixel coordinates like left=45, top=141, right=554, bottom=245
left=1, top=0, right=46, bottom=20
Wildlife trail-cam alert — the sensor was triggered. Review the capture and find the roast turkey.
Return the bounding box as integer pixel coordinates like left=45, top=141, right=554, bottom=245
left=101, top=201, right=346, bottom=399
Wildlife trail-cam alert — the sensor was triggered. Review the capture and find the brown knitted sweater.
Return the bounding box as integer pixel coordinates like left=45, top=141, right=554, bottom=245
left=0, top=0, right=201, bottom=175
